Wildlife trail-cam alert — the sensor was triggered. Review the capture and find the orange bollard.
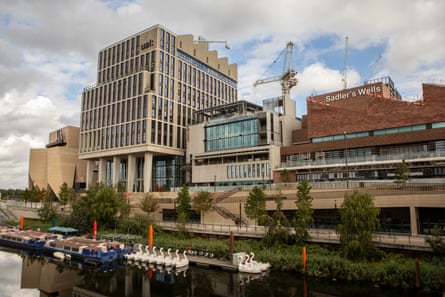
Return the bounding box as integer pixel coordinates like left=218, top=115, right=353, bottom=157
left=149, top=224, right=153, bottom=249
left=302, top=246, right=307, bottom=271
left=19, top=215, right=24, bottom=230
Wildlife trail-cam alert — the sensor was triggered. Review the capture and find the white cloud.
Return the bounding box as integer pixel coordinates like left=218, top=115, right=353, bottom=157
left=0, top=0, right=444, bottom=188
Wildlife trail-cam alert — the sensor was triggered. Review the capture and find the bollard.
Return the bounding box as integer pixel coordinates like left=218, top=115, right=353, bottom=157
left=302, top=246, right=307, bottom=271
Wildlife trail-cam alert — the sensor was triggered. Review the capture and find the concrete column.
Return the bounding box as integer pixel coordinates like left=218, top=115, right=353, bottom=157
left=144, top=152, right=153, bottom=192
left=113, top=156, right=120, bottom=188
left=410, top=206, right=419, bottom=235
left=86, top=160, right=95, bottom=188
left=98, top=158, right=106, bottom=185
left=127, top=155, right=136, bottom=193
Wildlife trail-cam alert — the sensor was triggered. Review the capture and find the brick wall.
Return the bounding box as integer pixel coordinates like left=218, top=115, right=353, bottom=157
left=302, top=83, right=445, bottom=139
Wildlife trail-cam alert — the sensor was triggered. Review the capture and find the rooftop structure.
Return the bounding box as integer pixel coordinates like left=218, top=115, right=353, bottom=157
left=28, top=126, right=86, bottom=198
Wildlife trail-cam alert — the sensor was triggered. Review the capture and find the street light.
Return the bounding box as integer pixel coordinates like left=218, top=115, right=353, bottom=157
left=239, top=200, right=242, bottom=229
left=343, top=131, right=349, bottom=189
left=213, top=174, right=216, bottom=192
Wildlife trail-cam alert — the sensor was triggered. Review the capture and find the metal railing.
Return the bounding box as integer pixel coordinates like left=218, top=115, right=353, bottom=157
left=155, top=221, right=435, bottom=252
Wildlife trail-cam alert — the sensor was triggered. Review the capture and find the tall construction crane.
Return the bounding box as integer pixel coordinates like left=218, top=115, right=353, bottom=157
left=253, top=41, right=298, bottom=97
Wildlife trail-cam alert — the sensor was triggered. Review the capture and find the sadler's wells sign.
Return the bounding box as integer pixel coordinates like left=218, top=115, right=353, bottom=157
left=325, top=85, right=382, bottom=102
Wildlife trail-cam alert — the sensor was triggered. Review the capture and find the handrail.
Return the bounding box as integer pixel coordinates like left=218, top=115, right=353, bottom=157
left=155, top=221, right=435, bottom=252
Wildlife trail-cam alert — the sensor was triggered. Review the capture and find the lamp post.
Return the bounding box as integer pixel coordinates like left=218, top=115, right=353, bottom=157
left=213, top=174, right=216, bottom=192
left=239, top=200, right=242, bottom=229
left=343, top=131, right=349, bottom=189
left=262, top=169, right=265, bottom=189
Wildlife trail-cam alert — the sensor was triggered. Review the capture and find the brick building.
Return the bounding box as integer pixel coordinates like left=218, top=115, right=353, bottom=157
left=280, top=77, right=445, bottom=184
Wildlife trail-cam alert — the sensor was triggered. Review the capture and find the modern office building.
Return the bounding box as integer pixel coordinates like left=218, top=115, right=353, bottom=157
left=187, top=98, right=300, bottom=188
left=79, top=24, right=237, bottom=192
left=28, top=126, right=87, bottom=198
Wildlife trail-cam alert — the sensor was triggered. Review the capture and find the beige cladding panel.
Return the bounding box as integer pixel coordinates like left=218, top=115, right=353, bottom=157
left=29, top=149, right=48, bottom=188
left=176, top=34, right=237, bottom=81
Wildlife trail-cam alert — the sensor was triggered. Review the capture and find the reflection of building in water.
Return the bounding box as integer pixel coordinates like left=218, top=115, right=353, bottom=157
left=20, top=253, right=263, bottom=297
left=21, top=256, right=83, bottom=297
left=71, top=265, right=253, bottom=297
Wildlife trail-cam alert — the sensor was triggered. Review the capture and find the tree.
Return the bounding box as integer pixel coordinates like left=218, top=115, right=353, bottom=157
left=138, top=193, right=159, bottom=218
left=67, top=184, right=128, bottom=233
left=426, top=225, right=445, bottom=256
left=245, top=186, right=266, bottom=226
left=192, top=191, right=213, bottom=223
left=263, top=189, right=291, bottom=246
left=58, top=182, right=77, bottom=210
left=293, top=179, right=314, bottom=244
left=280, top=169, right=291, bottom=183
left=37, top=190, right=57, bottom=222
left=176, top=186, right=192, bottom=224
left=90, top=185, right=120, bottom=229
left=337, top=190, right=381, bottom=260
left=394, top=160, right=410, bottom=186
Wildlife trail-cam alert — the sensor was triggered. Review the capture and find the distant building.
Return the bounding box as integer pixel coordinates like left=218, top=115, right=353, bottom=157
left=28, top=126, right=86, bottom=198
left=79, top=24, right=237, bottom=192
left=187, top=98, right=300, bottom=188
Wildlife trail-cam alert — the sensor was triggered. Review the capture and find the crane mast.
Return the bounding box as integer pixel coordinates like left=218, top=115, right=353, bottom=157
left=253, top=41, right=298, bottom=97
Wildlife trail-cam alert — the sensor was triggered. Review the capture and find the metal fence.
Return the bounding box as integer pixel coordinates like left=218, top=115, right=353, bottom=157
left=155, top=221, right=434, bottom=252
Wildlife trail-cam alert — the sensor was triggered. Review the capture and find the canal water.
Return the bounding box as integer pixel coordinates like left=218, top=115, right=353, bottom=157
left=0, top=248, right=432, bottom=297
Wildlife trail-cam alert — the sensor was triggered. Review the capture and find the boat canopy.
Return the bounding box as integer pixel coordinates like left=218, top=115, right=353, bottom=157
left=47, top=226, right=79, bottom=235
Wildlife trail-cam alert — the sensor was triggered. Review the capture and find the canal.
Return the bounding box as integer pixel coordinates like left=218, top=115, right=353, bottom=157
left=0, top=249, right=433, bottom=297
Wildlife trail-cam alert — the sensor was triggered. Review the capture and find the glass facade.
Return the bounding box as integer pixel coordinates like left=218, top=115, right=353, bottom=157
left=152, top=156, right=183, bottom=191
left=205, top=116, right=259, bottom=151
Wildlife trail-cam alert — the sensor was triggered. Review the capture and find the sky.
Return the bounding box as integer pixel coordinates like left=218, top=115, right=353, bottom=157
left=0, top=0, right=444, bottom=189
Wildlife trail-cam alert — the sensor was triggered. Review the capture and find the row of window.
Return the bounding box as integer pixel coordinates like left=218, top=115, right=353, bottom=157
left=99, top=35, right=141, bottom=70
left=81, top=95, right=148, bottom=131
left=81, top=120, right=147, bottom=152
left=82, top=73, right=145, bottom=111
left=227, top=163, right=270, bottom=179
left=205, top=117, right=259, bottom=152
left=81, top=119, right=188, bottom=152
left=176, top=50, right=236, bottom=88
left=313, top=122, right=445, bottom=143
left=285, top=140, right=445, bottom=168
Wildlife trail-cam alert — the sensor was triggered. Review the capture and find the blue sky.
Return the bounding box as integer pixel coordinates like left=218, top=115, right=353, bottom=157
left=0, top=0, right=444, bottom=189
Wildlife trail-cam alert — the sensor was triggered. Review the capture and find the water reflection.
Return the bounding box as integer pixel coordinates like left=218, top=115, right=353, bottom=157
left=0, top=249, right=425, bottom=297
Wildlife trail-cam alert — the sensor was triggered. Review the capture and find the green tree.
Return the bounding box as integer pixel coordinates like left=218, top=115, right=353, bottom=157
left=58, top=182, right=77, bottom=210
left=192, top=191, right=213, bottom=223
left=66, top=184, right=128, bottom=233
left=176, top=186, right=192, bottom=224
left=337, top=190, right=381, bottom=260
left=293, top=179, right=314, bottom=244
left=263, top=189, right=291, bottom=246
left=280, top=169, right=291, bottom=183
left=138, top=193, right=159, bottom=219
left=394, top=160, right=410, bottom=186
left=90, top=185, right=120, bottom=229
left=245, top=186, right=266, bottom=226
left=426, top=225, right=445, bottom=256
left=37, top=190, right=56, bottom=222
